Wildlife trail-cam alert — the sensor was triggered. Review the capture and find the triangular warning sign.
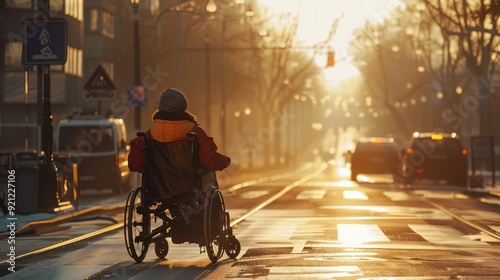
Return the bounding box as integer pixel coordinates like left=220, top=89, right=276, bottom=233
left=83, top=65, right=116, bottom=90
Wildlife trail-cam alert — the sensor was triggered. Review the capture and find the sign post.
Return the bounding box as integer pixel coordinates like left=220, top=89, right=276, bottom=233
left=470, top=136, right=495, bottom=187
left=20, top=2, right=68, bottom=213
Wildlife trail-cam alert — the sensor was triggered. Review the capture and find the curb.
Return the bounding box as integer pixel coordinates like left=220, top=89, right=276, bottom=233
left=463, top=188, right=500, bottom=199
left=14, top=204, right=124, bottom=235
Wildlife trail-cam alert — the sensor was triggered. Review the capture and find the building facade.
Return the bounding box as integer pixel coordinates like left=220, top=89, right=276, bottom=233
left=0, top=0, right=158, bottom=154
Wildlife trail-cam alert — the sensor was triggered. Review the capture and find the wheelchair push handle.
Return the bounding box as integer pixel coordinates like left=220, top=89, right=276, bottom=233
left=186, top=132, right=198, bottom=143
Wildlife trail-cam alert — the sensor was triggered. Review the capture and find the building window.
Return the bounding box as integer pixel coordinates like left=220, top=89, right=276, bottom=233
left=90, top=8, right=99, bottom=31
left=87, top=9, right=115, bottom=39
left=65, top=46, right=82, bottom=77
left=149, top=0, right=160, bottom=15
left=5, top=0, right=31, bottom=9
left=5, top=42, right=22, bottom=69
left=65, top=0, right=83, bottom=21
left=102, top=11, right=115, bottom=39
left=101, top=61, right=115, bottom=81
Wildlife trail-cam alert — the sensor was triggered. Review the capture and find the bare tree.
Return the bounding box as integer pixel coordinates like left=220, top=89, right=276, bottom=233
left=350, top=16, right=424, bottom=136
left=349, top=0, right=494, bottom=136
left=246, top=8, right=341, bottom=165
left=423, top=0, right=500, bottom=135
left=156, top=0, right=341, bottom=167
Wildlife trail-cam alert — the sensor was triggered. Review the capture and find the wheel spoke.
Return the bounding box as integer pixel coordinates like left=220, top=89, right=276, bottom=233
left=204, top=187, right=226, bottom=263
left=124, top=187, right=149, bottom=263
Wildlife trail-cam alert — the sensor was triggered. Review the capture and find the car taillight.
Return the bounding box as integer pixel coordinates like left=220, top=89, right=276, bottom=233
left=407, top=148, right=414, bottom=154
left=462, top=149, right=467, bottom=155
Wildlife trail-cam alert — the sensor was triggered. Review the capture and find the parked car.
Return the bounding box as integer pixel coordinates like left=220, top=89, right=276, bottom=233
left=350, top=137, right=401, bottom=181
left=55, top=116, right=130, bottom=194
left=402, top=132, right=468, bottom=186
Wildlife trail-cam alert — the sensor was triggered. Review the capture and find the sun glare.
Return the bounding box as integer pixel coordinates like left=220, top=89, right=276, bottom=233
left=323, top=60, right=360, bottom=87
left=258, top=0, right=403, bottom=87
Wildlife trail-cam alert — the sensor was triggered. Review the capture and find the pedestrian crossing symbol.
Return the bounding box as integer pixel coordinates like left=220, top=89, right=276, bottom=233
left=83, top=65, right=116, bottom=101
left=22, top=18, right=68, bottom=65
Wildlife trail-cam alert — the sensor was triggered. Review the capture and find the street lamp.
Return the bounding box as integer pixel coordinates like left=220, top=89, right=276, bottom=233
left=205, top=1, right=217, bottom=133
left=206, top=0, right=217, bottom=13
left=130, top=0, right=141, bottom=132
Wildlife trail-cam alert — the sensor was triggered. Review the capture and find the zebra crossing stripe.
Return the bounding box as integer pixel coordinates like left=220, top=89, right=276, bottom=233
left=296, top=190, right=326, bottom=199
left=409, top=224, right=489, bottom=245
left=337, top=224, right=390, bottom=244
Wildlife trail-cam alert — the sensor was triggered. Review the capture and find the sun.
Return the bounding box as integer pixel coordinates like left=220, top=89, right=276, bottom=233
left=257, top=0, right=403, bottom=86
left=323, top=60, right=360, bottom=87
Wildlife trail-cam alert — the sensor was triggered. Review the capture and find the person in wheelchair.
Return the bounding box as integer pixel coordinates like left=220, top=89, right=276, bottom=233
left=128, top=87, right=231, bottom=239
left=128, top=87, right=231, bottom=174
left=125, top=88, right=240, bottom=263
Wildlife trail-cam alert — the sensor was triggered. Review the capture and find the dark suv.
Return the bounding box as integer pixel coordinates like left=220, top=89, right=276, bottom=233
left=350, top=137, right=401, bottom=181
left=402, top=132, right=468, bottom=186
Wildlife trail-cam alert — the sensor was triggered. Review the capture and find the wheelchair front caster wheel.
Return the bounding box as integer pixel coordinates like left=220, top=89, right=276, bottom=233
left=225, top=236, right=241, bottom=259
left=155, top=239, right=169, bottom=259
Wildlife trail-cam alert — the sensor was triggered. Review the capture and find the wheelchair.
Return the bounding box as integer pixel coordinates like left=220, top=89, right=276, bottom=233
left=124, top=132, right=241, bottom=263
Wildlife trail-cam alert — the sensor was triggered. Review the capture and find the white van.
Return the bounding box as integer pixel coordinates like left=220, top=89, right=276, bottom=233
left=55, top=116, right=130, bottom=194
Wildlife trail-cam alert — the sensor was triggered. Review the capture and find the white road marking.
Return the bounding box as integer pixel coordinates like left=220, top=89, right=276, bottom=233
left=337, top=224, right=390, bottom=244
left=268, top=266, right=362, bottom=278
left=296, top=190, right=326, bottom=200
left=383, top=191, right=412, bottom=201
left=343, top=190, right=368, bottom=200
left=409, top=224, right=489, bottom=245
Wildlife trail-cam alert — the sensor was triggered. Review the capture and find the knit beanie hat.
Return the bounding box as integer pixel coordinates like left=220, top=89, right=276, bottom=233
left=158, top=88, right=188, bottom=112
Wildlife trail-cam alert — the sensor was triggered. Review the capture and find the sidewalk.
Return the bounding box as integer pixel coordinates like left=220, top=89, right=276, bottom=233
left=463, top=171, right=500, bottom=198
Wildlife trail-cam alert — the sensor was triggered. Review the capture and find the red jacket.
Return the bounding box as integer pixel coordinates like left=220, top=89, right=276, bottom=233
left=128, top=117, right=230, bottom=172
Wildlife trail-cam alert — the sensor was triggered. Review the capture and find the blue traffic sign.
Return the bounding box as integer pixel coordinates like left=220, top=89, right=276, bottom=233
left=22, top=18, right=67, bottom=65
left=471, top=136, right=493, bottom=160
left=127, top=85, right=147, bottom=107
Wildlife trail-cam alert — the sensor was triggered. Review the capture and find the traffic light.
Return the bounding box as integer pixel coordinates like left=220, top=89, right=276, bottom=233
left=327, top=51, right=335, bottom=67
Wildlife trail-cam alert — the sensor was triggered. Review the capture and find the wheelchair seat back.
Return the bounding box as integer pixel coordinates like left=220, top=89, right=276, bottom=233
left=143, top=137, right=199, bottom=199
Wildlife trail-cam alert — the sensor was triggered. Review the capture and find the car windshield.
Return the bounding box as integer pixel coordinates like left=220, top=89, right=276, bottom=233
left=58, top=125, right=115, bottom=153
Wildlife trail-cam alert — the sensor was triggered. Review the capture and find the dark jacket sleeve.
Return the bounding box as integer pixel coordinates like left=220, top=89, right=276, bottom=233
left=191, top=126, right=231, bottom=171
left=128, top=131, right=148, bottom=172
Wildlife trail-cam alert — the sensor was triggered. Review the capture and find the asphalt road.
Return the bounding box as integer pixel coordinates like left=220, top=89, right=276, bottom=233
left=2, top=162, right=500, bottom=279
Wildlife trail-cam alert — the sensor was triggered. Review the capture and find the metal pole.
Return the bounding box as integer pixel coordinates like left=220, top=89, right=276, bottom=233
left=37, top=65, right=42, bottom=156
left=133, top=4, right=141, bottom=131
left=25, top=69, right=29, bottom=151
left=221, top=18, right=226, bottom=152
left=36, top=0, right=52, bottom=163
left=42, top=64, right=52, bottom=161
left=205, top=23, right=211, bottom=132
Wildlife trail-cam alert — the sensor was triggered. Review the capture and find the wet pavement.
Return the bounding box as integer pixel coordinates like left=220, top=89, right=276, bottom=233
left=1, top=169, right=499, bottom=237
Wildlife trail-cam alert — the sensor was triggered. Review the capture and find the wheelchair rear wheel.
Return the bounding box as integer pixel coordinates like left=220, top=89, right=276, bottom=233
left=124, top=187, right=150, bottom=262
left=204, top=187, right=226, bottom=263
